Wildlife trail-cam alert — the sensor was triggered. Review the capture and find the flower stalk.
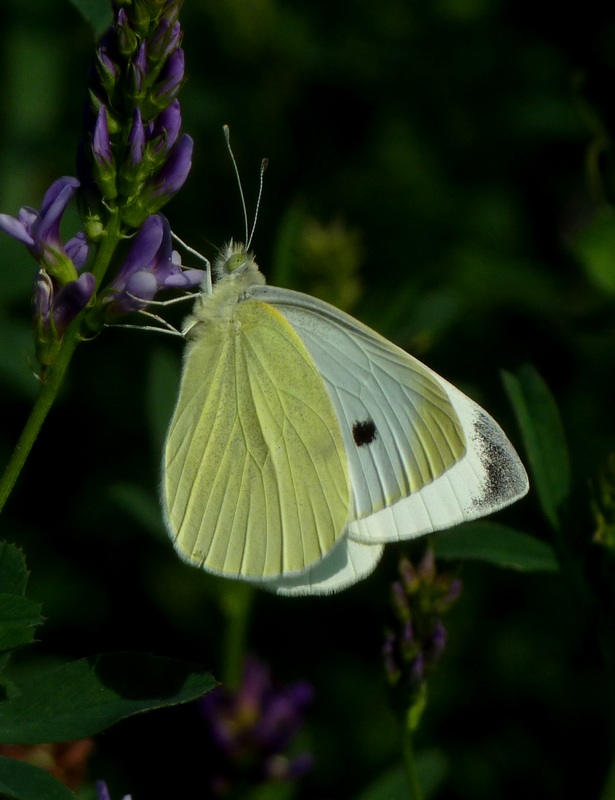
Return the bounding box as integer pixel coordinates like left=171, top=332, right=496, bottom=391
left=383, top=550, right=462, bottom=799
left=0, top=0, right=202, bottom=512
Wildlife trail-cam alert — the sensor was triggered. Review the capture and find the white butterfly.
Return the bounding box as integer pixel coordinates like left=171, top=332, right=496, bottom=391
left=162, top=241, right=528, bottom=596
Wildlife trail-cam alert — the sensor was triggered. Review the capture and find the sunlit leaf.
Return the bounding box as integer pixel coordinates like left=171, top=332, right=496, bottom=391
left=502, top=365, right=570, bottom=531
left=432, top=521, right=559, bottom=572
left=0, top=653, right=216, bottom=743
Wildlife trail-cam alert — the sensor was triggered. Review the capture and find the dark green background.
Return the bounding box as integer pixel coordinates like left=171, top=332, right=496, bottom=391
left=1, top=0, right=615, bottom=797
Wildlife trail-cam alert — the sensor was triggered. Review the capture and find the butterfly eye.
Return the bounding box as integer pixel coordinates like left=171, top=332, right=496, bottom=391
left=352, top=419, right=377, bottom=447
left=226, top=252, right=247, bottom=273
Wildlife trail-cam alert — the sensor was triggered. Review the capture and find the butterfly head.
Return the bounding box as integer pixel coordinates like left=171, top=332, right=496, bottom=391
left=214, top=240, right=258, bottom=280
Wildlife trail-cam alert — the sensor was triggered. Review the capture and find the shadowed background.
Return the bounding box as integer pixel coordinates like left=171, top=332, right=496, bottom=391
left=1, top=0, right=615, bottom=797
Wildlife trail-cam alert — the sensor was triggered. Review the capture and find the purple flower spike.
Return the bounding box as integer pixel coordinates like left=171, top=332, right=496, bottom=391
left=199, top=656, right=313, bottom=792
left=384, top=550, right=462, bottom=715
left=105, top=214, right=204, bottom=315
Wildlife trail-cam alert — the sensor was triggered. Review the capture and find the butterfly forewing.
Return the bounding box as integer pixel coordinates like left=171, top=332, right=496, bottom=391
left=163, top=297, right=350, bottom=578
left=253, top=285, right=528, bottom=544
left=252, top=287, right=466, bottom=507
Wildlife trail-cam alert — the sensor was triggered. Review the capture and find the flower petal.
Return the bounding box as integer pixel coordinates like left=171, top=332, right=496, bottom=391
left=0, top=213, right=35, bottom=246
left=115, top=215, right=165, bottom=286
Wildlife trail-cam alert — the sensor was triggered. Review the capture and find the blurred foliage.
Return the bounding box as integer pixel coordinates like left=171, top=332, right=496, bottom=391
left=2, top=0, right=615, bottom=798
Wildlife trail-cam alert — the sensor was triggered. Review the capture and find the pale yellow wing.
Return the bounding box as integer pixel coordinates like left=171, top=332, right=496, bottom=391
left=163, top=299, right=350, bottom=579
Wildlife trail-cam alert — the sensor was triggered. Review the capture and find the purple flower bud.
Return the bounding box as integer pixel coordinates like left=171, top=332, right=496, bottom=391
left=65, top=232, right=89, bottom=270
left=128, top=107, right=146, bottom=168
left=152, top=48, right=185, bottom=106
left=49, top=272, right=97, bottom=336
left=148, top=99, right=182, bottom=157
left=92, top=108, right=118, bottom=201
left=34, top=267, right=96, bottom=365
left=127, top=41, right=147, bottom=98
left=96, top=48, right=120, bottom=94
left=34, top=269, right=54, bottom=324
left=149, top=19, right=181, bottom=63
left=93, top=107, right=113, bottom=170
left=116, top=8, right=139, bottom=57
left=425, top=620, right=447, bottom=664
left=151, top=133, right=193, bottom=198
left=383, top=629, right=401, bottom=685
left=122, top=135, right=193, bottom=227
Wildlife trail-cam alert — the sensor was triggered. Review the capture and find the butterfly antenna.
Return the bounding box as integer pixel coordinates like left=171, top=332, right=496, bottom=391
left=223, top=125, right=249, bottom=245
left=247, top=158, right=268, bottom=250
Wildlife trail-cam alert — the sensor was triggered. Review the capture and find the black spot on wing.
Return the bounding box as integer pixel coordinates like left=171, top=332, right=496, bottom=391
left=352, top=419, right=377, bottom=447
left=473, top=411, right=527, bottom=506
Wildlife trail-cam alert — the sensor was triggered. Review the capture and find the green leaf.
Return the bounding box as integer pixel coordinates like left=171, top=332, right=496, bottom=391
left=0, top=756, right=74, bottom=800
left=0, top=596, right=42, bottom=653
left=0, top=653, right=216, bottom=744
left=571, top=209, right=615, bottom=295
left=67, top=0, right=113, bottom=37
left=502, top=365, right=570, bottom=531
left=355, top=750, right=447, bottom=800
left=432, top=521, right=559, bottom=572
left=355, top=763, right=410, bottom=800
left=0, top=544, right=29, bottom=597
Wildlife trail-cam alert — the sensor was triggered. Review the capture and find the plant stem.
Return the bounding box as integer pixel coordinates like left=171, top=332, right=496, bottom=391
left=0, top=211, right=122, bottom=515
left=220, top=582, right=254, bottom=689
left=401, top=720, right=424, bottom=800
left=0, top=330, right=79, bottom=514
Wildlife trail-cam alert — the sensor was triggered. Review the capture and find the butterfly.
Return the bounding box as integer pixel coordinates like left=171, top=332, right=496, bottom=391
left=161, top=241, right=528, bottom=596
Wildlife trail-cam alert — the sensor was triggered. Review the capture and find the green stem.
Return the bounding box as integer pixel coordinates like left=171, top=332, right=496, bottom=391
left=401, top=720, right=424, bottom=800
left=220, top=583, right=254, bottom=689
left=0, top=211, right=122, bottom=515
left=0, top=330, right=79, bottom=514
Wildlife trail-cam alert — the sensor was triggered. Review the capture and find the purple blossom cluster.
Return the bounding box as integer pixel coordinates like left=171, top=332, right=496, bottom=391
left=199, top=656, right=314, bottom=795
left=0, top=0, right=204, bottom=367
left=383, top=550, right=462, bottom=706
left=0, top=178, right=95, bottom=357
